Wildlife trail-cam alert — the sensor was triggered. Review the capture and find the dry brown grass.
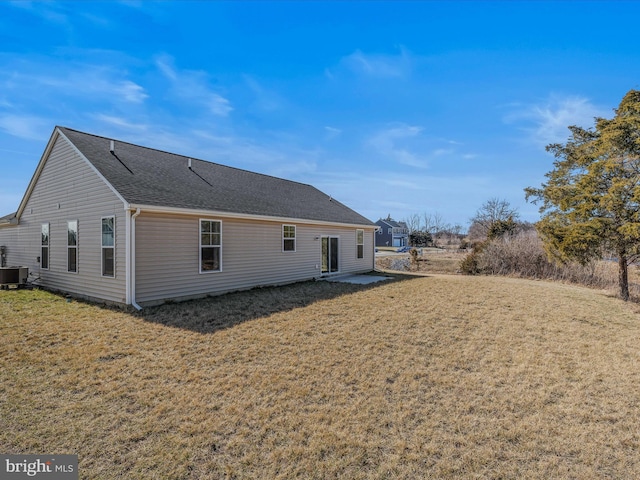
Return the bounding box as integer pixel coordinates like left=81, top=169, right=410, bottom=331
left=376, top=249, right=465, bottom=275
left=2, top=276, right=640, bottom=479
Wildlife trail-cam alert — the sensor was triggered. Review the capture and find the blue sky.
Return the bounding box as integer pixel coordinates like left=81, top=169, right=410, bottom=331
left=1, top=1, right=639, bottom=228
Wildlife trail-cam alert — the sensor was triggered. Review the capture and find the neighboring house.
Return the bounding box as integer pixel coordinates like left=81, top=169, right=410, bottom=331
left=0, top=127, right=376, bottom=308
left=375, top=217, right=409, bottom=247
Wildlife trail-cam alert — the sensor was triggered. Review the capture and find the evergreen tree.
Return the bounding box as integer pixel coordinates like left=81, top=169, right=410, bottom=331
left=526, top=90, right=640, bottom=301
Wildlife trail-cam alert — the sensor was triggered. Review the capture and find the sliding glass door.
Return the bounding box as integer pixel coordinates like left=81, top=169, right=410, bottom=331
left=321, top=236, right=339, bottom=274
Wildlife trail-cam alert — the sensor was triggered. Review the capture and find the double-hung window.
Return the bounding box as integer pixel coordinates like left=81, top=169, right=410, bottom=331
left=283, top=225, right=296, bottom=252
left=41, top=223, right=49, bottom=270
left=102, top=217, right=115, bottom=277
left=200, top=219, right=221, bottom=272
left=356, top=229, right=364, bottom=259
left=67, top=220, right=78, bottom=273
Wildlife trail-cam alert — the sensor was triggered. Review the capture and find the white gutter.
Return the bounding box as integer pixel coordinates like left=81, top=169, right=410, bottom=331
left=126, top=208, right=142, bottom=311
left=127, top=203, right=376, bottom=229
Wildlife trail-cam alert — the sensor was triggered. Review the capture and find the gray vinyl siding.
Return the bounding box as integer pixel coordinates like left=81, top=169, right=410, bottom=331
left=0, top=135, right=127, bottom=303
left=0, top=226, right=18, bottom=265
left=135, top=212, right=375, bottom=304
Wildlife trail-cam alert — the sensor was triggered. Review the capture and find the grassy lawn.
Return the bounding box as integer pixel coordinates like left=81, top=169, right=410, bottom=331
left=2, top=276, right=640, bottom=479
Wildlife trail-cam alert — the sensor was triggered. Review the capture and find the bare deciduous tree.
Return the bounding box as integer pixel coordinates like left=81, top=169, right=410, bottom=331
left=469, top=198, right=519, bottom=238
left=403, top=213, right=421, bottom=234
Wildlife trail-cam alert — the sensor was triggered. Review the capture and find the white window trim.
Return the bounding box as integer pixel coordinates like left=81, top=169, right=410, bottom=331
left=282, top=224, right=296, bottom=252
left=67, top=220, right=78, bottom=274
left=41, top=223, right=49, bottom=270
left=101, top=216, right=115, bottom=278
left=356, top=229, right=364, bottom=259
left=199, top=218, right=222, bottom=274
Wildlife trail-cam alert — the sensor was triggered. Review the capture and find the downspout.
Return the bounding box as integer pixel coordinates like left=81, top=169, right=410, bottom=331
left=126, top=208, right=131, bottom=304
left=373, top=226, right=380, bottom=272
left=130, top=208, right=142, bottom=311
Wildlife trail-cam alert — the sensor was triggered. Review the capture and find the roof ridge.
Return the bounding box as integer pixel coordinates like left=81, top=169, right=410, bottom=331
left=56, top=126, right=321, bottom=191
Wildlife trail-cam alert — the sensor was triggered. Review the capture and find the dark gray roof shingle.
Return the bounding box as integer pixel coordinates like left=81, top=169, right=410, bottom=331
left=59, top=127, right=374, bottom=226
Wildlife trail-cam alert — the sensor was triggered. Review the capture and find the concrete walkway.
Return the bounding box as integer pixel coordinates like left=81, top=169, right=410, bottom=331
left=325, top=274, right=392, bottom=285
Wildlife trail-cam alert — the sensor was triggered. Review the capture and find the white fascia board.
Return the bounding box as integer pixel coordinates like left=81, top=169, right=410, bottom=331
left=128, top=203, right=376, bottom=229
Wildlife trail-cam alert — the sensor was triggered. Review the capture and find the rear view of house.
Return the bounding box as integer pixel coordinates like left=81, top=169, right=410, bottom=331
left=0, top=127, right=376, bottom=307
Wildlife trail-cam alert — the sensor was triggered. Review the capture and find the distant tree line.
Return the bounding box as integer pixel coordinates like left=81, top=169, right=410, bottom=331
left=402, top=212, right=465, bottom=248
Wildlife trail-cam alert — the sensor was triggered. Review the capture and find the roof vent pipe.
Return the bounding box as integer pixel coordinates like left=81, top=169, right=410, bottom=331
left=188, top=158, right=192, bottom=169
left=110, top=140, right=115, bottom=154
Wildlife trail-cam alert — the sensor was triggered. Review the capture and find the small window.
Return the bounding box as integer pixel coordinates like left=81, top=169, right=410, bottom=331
left=41, top=223, right=49, bottom=270
left=356, top=229, right=364, bottom=259
left=200, top=219, right=221, bottom=272
left=283, top=225, right=296, bottom=252
left=67, top=220, right=78, bottom=273
left=102, top=217, right=115, bottom=277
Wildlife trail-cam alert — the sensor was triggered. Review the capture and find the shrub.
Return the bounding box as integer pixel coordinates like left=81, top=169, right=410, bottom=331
left=459, top=240, right=488, bottom=275
left=409, top=248, right=419, bottom=268
left=409, top=231, right=432, bottom=247
left=460, top=230, right=640, bottom=299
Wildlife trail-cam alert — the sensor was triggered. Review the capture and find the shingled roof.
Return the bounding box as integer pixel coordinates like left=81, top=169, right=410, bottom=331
left=58, top=127, right=374, bottom=226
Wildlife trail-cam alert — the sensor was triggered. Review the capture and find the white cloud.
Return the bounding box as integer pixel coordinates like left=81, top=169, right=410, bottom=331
left=79, top=12, right=112, bottom=28
left=504, top=94, right=608, bottom=147
left=0, top=65, right=148, bottom=105
left=367, top=124, right=428, bottom=168
left=327, top=47, right=413, bottom=80
left=324, top=126, right=342, bottom=140
left=366, top=125, right=466, bottom=169
left=155, top=55, right=177, bottom=81
left=191, top=130, right=235, bottom=146
left=8, top=1, right=69, bottom=25
left=371, top=124, right=423, bottom=145
left=0, top=114, right=50, bottom=140
left=243, top=75, right=283, bottom=112
left=433, top=148, right=454, bottom=157
left=115, top=80, right=148, bottom=103
left=341, top=48, right=412, bottom=78
left=208, top=94, right=233, bottom=117
left=93, top=114, right=149, bottom=131
left=155, top=55, right=233, bottom=117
